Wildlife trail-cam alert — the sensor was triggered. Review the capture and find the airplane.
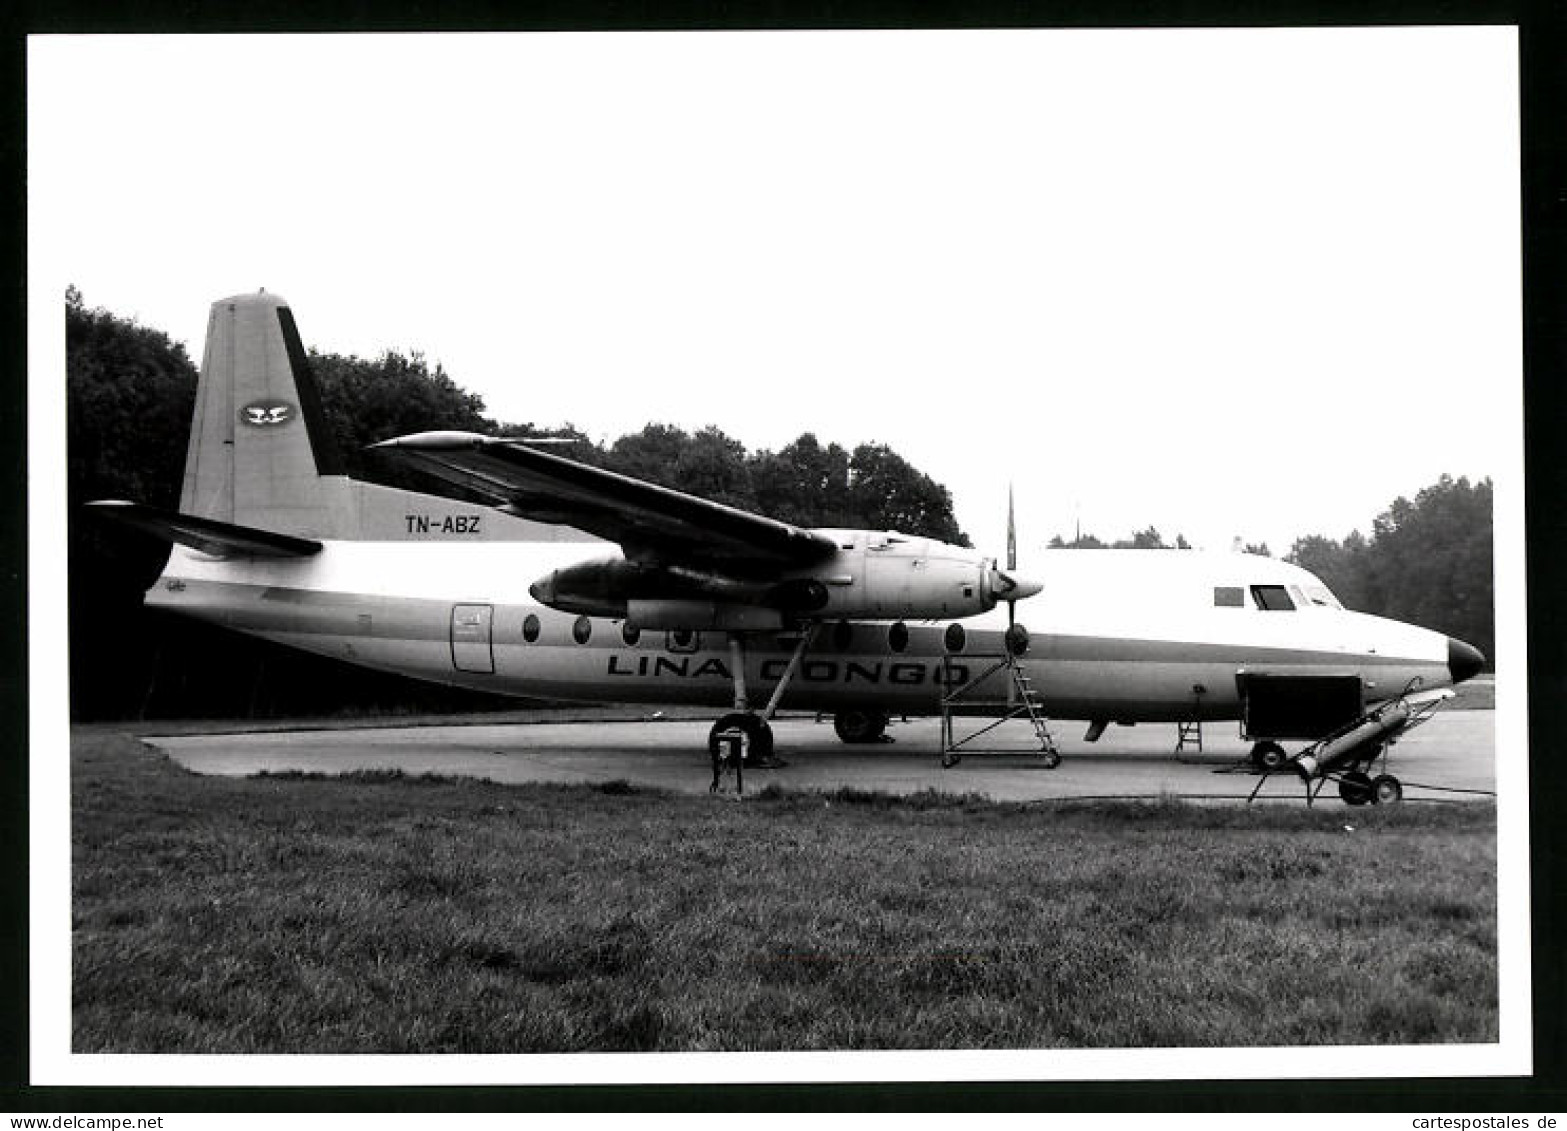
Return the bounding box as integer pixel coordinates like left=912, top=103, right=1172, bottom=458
left=89, top=291, right=1486, bottom=805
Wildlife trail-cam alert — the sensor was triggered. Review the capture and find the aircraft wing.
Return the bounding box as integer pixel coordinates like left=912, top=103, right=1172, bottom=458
left=372, top=431, right=839, bottom=573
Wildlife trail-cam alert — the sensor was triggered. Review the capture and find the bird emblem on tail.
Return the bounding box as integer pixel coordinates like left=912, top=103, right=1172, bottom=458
left=239, top=400, right=296, bottom=427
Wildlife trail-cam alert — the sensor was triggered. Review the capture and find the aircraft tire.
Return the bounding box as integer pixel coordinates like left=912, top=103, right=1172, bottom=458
left=1371, top=774, right=1403, bottom=806
left=1251, top=741, right=1288, bottom=772
left=833, top=708, right=890, bottom=744
left=1338, top=771, right=1374, bottom=807
left=748, top=716, right=776, bottom=764
left=1039, top=748, right=1062, bottom=770
left=709, top=712, right=775, bottom=765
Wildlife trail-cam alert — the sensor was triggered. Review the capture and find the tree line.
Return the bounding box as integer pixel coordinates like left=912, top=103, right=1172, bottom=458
left=1049, top=527, right=1196, bottom=551
left=1282, top=475, right=1494, bottom=665
left=65, top=291, right=1494, bottom=720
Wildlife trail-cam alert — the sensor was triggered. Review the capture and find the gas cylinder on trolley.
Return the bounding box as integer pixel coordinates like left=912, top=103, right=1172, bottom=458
left=1292, top=697, right=1415, bottom=779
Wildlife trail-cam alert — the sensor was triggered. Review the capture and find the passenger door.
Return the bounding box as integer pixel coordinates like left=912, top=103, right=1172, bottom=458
left=451, top=603, right=495, bottom=674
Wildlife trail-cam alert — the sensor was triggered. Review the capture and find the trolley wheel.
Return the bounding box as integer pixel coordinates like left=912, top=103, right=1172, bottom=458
left=708, top=712, right=775, bottom=764
left=1371, top=774, right=1404, bottom=806
left=1251, top=741, right=1288, bottom=772
left=833, top=708, right=889, bottom=744
left=941, top=751, right=961, bottom=769
left=1039, top=747, right=1062, bottom=770
left=1338, top=770, right=1374, bottom=806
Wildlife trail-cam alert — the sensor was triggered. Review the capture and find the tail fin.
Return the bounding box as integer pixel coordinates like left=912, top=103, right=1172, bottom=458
left=172, top=291, right=600, bottom=545
left=180, top=291, right=348, bottom=536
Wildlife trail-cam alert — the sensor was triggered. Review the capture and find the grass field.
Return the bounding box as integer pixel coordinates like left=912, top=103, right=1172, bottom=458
left=71, top=725, right=1498, bottom=1054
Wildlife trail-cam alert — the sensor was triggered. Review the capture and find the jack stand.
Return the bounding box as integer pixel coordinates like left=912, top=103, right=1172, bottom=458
left=710, top=728, right=744, bottom=796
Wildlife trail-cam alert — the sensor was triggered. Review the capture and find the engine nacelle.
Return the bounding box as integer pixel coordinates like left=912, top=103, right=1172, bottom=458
left=528, top=534, right=1042, bottom=626
left=529, top=558, right=827, bottom=620
left=787, top=534, right=1040, bottom=621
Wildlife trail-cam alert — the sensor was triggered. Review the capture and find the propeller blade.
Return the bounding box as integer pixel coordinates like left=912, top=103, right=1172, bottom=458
left=1006, top=483, right=1017, bottom=572
left=1005, top=484, right=1020, bottom=626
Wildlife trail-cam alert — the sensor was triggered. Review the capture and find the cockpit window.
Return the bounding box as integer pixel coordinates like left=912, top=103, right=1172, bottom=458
left=1214, top=586, right=1245, bottom=608
left=1250, top=584, right=1296, bottom=611
left=1304, top=584, right=1343, bottom=610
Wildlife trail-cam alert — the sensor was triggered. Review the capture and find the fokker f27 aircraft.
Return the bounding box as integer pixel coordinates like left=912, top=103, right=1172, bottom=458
left=91, top=292, right=1485, bottom=804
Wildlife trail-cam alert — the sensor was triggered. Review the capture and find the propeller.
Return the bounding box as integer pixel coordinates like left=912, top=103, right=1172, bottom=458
left=1000, top=484, right=1034, bottom=657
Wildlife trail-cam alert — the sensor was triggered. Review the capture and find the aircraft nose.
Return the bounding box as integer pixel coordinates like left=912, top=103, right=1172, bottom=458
left=1447, top=637, right=1485, bottom=684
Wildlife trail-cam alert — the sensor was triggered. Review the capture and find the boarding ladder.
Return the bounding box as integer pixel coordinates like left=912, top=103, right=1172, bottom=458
left=938, top=651, right=1061, bottom=768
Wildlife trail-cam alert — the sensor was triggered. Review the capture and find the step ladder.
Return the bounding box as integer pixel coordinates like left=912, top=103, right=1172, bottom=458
left=1173, top=686, right=1207, bottom=760
left=939, top=652, right=1060, bottom=768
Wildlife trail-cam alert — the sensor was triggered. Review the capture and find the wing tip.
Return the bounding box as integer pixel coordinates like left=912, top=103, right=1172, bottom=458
left=370, top=430, right=492, bottom=452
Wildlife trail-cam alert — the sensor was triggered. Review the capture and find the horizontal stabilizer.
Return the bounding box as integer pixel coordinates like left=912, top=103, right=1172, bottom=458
left=86, top=501, right=323, bottom=559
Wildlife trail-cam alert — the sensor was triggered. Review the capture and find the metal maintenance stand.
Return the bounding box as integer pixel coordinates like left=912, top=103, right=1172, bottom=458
left=939, top=651, right=1060, bottom=769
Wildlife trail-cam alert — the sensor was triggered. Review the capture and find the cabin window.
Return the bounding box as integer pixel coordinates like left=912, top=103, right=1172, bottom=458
left=572, top=615, right=593, bottom=644
left=621, top=623, right=641, bottom=646
left=944, top=623, right=966, bottom=653
left=1214, top=586, right=1244, bottom=608
left=668, top=628, right=699, bottom=653
left=1305, top=584, right=1343, bottom=610
left=1250, top=584, right=1296, bottom=611
left=522, top=614, right=541, bottom=643
left=888, top=621, right=909, bottom=653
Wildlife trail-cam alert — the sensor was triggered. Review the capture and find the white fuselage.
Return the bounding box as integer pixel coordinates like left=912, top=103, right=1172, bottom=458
left=148, top=542, right=1456, bottom=723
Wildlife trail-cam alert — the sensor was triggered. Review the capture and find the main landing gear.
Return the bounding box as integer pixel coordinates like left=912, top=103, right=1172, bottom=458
left=708, top=711, right=775, bottom=765
left=833, top=708, right=891, bottom=744
left=705, top=626, right=817, bottom=769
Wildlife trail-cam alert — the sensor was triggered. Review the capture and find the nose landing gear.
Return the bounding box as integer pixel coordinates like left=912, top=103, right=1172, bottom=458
left=1250, top=741, right=1289, bottom=772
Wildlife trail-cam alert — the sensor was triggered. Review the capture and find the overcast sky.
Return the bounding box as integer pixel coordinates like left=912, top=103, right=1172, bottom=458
left=29, top=29, right=1521, bottom=559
